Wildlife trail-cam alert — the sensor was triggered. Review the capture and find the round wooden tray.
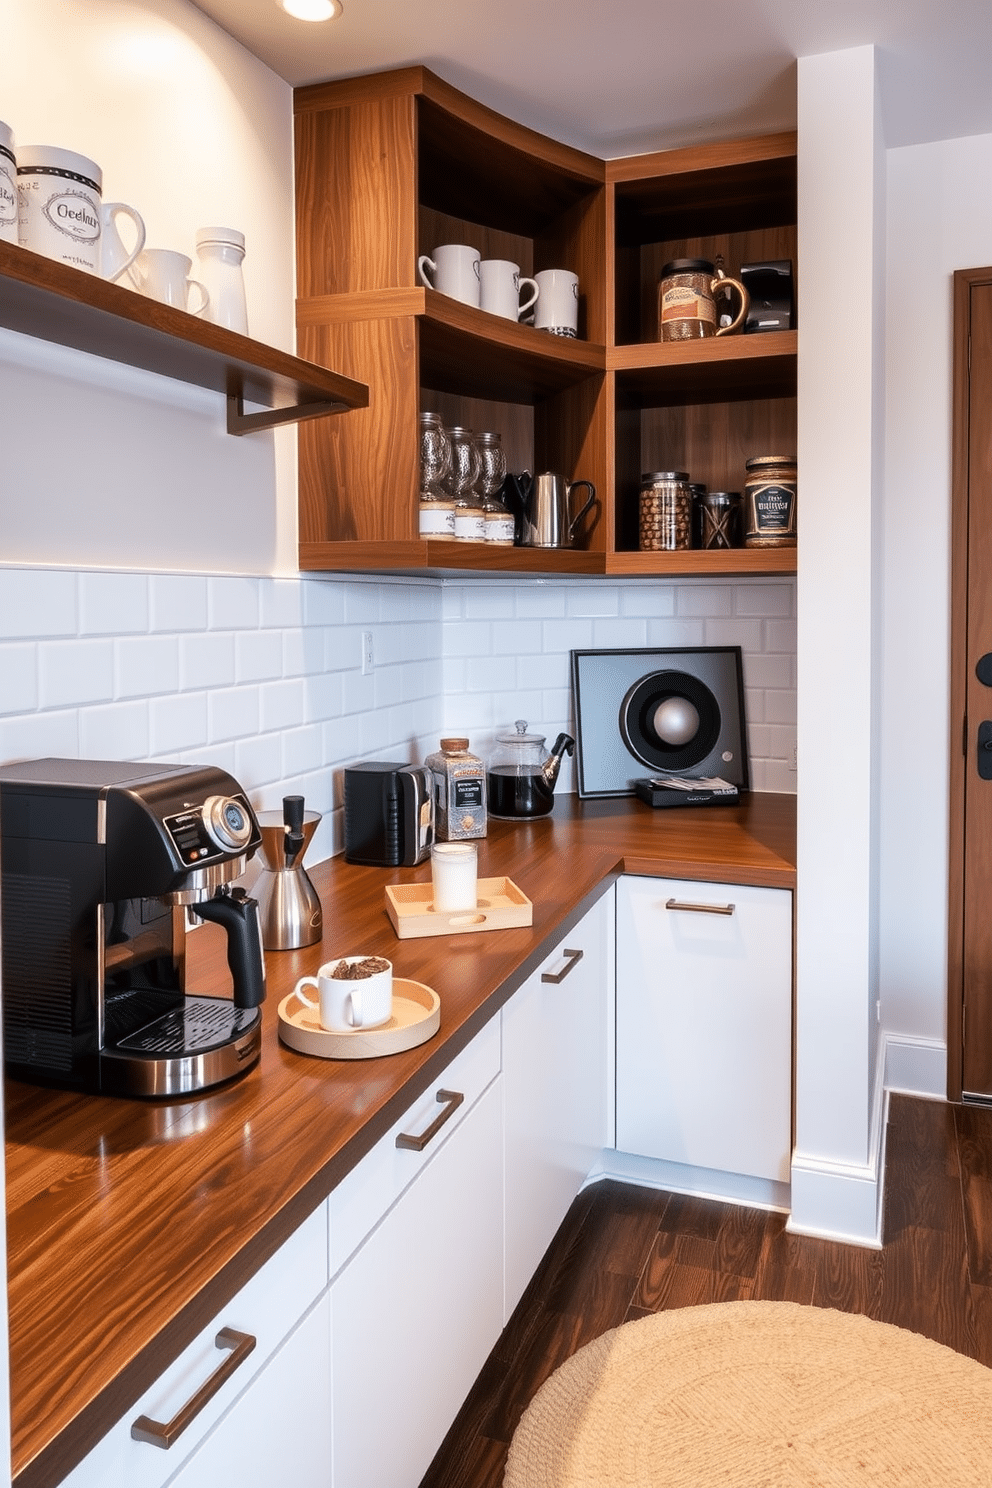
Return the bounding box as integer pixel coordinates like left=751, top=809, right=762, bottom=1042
left=277, top=977, right=440, bottom=1060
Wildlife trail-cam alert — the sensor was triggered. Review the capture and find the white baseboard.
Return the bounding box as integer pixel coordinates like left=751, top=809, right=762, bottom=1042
left=594, top=1149, right=790, bottom=1213
left=787, top=1035, right=889, bottom=1248
left=884, top=1033, right=946, bottom=1099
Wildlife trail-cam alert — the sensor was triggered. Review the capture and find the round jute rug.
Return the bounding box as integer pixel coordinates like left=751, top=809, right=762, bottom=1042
left=503, top=1300, right=992, bottom=1486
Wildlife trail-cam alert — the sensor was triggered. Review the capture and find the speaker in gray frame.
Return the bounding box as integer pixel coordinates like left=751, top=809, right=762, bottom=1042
left=570, top=647, right=749, bottom=797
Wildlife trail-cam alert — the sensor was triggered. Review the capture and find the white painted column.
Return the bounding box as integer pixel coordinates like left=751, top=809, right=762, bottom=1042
left=792, top=45, right=887, bottom=1244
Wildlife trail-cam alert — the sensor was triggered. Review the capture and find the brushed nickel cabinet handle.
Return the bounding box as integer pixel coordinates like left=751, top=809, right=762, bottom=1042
left=131, top=1327, right=256, bottom=1449
left=396, top=1088, right=465, bottom=1151
left=665, top=898, right=735, bottom=916
left=541, top=947, right=584, bottom=984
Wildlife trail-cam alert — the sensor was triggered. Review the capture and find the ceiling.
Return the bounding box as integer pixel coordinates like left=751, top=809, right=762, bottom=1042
left=189, top=0, right=992, bottom=158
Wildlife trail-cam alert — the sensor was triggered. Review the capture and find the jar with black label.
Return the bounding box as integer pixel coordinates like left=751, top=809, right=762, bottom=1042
left=639, top=471, right=691, bottom=551
left=424, top=737, right=487, bottom=840
left=744, top=455, right=797, bottom=547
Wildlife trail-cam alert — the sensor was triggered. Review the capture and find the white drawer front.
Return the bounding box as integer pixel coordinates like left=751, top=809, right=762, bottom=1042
left=328, top=1012, right=500, bottom=1276
left=59, top=1204, right=328, bottom=1488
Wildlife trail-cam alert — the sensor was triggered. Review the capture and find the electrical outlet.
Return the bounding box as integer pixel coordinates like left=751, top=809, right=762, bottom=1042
left=361, top=630, right=374, bottom=675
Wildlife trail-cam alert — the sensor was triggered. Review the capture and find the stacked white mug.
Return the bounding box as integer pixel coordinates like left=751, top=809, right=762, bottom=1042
left=0, top=122, right=17, bottom=244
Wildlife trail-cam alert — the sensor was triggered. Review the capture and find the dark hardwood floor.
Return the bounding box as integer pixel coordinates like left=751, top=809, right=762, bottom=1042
left=420, top=1093, right=992, bottom=1488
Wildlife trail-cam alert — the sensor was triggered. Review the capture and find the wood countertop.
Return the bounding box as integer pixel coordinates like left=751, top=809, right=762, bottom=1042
left=4, top=792, right=795, bottom=1488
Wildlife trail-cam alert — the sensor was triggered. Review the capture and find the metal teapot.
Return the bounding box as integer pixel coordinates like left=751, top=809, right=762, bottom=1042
left=487, top=720, right=575, bottom=819
left=503, top=471, right=598, bottom=549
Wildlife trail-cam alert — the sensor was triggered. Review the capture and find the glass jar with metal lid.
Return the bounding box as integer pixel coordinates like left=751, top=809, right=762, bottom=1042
left=639, top=471, right=691, bottom=551
left=696, top=490, right=742, bottom=549
left=417, top=412, right=456, bottom=540
left=743, top=455, right=797, bottom=547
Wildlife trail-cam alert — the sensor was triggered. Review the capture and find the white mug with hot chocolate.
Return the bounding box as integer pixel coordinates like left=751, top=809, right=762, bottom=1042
left=294, top=956, right=393, bottom=1032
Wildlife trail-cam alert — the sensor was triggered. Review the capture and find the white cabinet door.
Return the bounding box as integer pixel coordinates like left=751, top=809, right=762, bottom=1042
left=330, top=1080, right=503, bottom=1488
left=165, top=1294, right=331, bottom=1488
left=503, top=890, right=612, bottom=1318
left=616, top=876, right=792, bottom=1183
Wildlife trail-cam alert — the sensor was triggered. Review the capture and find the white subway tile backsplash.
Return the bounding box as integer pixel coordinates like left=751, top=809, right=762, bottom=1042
left=116, top=635, right=179, bottom=698
left=304, top=579, right=348, bottom=627
left=0, top=644, right=39, bottom=714
left=645, top=618, right=706, bottom=648
left=149, top=692, right=208, bottom=754
left=565, top=585, right=620, bottom=619
left=590, top=618, right=649, bottom=650
left=676, top=584, right=734, bottom=618
left=80, top=701, right=150, bottom=759
left=208, top=685, right=260, bottom=743
left=40, top=640, right=114, bottom=709
left=620, top=584, right=676, bottom=618
left=235, top=630, right=283, bottom=683
left=0, top=568, right=77, bottom=637
left=282, top=724, right=324, bottom=778
left=260, top=677, right=306, bottom=732
left=208, top=576, right=260, bottom=631
left=149, top=575, right=209, bottom=633
left=79, top=572, right=149, bottom=635
left=0, top=568, right=795, bottom=861
left=181, top=632, right=236, bottom=691
left=464, top=585, right=516, bottom=620
left=514, top=585, right=567, bottom=619
left=542, top=618, right=594, bottom=653
left=734, top=582, right=794, bottom=617
left=260, top=578, right=304, bottom=629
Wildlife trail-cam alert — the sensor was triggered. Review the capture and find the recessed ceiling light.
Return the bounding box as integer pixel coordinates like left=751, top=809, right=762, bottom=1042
left=280, top=0, right=343, bottom=20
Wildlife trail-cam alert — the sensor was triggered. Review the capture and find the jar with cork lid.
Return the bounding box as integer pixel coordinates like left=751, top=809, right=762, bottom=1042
left=424, top=737, right=487, bottom=840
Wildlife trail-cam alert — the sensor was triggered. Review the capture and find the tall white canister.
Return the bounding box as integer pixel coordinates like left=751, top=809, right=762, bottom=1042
left=195, top=225, right=248, bottom=335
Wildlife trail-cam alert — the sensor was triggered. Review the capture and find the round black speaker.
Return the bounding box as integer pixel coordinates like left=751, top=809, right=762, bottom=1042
left=618, top=669, right=722, bottom=771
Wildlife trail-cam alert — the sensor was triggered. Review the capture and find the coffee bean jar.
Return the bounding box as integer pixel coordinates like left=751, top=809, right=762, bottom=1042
left=639, top=471, right=691, bottom=551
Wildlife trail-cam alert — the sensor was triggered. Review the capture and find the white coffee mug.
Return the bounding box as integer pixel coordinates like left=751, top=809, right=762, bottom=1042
left=100, top=202, right=146, bottom=283
left=534, top=268, right=579, bottom=337
left=17, top=145, right=143, bottom=277
left=417, top=244, right=481, bottom=306
left=0, top=122, right=17, bottom=245
left=479, top=259, right=539, bottom=322
left=130, top=248, right=209, bottom=315
left=294, top=956, right=393, bottom=1033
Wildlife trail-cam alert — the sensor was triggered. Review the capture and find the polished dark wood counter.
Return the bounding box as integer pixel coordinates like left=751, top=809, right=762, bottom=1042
left=4, top=792, right=795, bottom=1487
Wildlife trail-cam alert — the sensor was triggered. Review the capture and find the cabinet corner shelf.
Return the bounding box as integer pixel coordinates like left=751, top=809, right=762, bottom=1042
left=0, top=241, right=368, bottom=435
left=610, top=330, right=797, bottom=405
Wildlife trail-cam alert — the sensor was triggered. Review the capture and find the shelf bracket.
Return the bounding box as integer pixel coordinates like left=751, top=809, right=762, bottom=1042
left=226, top=391, right=351, bottom=436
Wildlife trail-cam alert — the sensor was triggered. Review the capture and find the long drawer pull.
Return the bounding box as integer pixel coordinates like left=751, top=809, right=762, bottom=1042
left=131, top=1327, right=256, bottom=1449
left=396, top=1088, right=465, bottom=1151
left=665, top=898, right=735, bottom=917
left=541, top=947, right=584, bottom=984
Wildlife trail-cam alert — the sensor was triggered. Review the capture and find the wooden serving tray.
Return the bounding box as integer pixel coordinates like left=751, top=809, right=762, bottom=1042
left=385, top=876, right=533, bottom=938
left=277, top=978, right=440, bottom=1059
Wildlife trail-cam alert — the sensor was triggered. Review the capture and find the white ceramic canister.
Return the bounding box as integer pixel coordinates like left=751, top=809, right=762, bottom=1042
left=17, top=145, right=105, bottom=272
left=195, top=226, right=249, bottom=334
left=0, top=121, right=17, bottom=244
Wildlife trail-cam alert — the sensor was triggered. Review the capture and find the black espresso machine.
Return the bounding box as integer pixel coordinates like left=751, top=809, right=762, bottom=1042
left=0, top=758, right=266, bottom=1098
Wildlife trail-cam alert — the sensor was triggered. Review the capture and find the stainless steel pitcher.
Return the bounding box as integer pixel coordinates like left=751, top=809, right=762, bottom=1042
left=254, top=797, right=323, bottom=950
left=508, top=471, right=598, bottom=549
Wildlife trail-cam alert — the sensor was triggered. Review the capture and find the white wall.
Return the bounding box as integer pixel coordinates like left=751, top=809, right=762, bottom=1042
left=1, top=0, right=299, bottom=574
left=793, top=45, right=888, bottom=1244
left=879, top=131, right=992, bottom=1095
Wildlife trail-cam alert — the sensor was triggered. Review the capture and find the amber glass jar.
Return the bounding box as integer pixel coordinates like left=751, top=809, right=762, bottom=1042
left=743, top=456, right=797, bottom=547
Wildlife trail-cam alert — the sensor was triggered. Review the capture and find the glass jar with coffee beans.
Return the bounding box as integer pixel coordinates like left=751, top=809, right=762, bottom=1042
left=639, top=471, right=692, bottom=551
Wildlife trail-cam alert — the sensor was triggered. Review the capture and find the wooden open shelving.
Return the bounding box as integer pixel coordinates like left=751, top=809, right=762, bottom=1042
left=0, top=240, right=368, bottom=435
left=292, top=68, right=797, bottom=578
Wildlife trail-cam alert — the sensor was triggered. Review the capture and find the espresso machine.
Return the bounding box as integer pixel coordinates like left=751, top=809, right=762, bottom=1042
left=0, top=758, right=266, bottom=1098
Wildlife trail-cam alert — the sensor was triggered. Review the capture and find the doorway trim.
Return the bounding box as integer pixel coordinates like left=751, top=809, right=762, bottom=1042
left=947, top=265, right=992, bottom=1102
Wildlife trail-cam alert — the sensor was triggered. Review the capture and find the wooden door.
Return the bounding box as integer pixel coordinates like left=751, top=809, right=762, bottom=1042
left=950, top=270, right=992, bottom=1100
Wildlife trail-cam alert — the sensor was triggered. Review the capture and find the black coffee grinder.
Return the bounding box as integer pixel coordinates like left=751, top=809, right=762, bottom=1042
left=0, top=758, right=266, bottom=1098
